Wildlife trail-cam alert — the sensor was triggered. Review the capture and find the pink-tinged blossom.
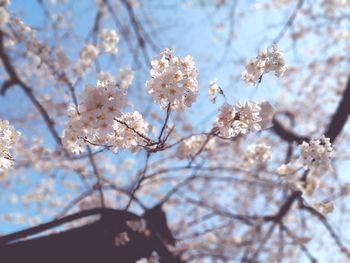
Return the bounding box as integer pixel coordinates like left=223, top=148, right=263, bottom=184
left=208, top=79, right=220, bottom=103
left=74, top=44, right=99, bottom=76
left=276, top=163, right=296, bottom=176
left=241, top=44, right=287, bottom=86
left=146, top=48, right=198, bottom=111
left=299, top=135, right=333, bottom=170
left=117, top=68, right=133, bottom=90
left=214, top=101, right=262, bottom=138
left=0, top=120, right=20, bottom=171
left=242, top=142, right=271, bottom=167
left=176, top=135, right=215, bottom=160
left=113, top=111, right=149, bottom=152
left=100, top=29, right=119, bottom=54
left=62, top=72, right=131, bottom=154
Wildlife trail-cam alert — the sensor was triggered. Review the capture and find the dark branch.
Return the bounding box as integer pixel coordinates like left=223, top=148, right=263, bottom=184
left=0, top=208, right=183, bottom=263
left=272, top=117, right=309, bottom=144
left=325, top=76, right=350, bottom=143
left=0, top=30, right=62, bottom=146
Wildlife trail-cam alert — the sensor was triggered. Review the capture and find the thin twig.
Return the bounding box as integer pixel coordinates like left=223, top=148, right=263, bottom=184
left=124, top=151, right=151, bottom=210
left=86, top=146, right=105, bottom=208
left=273, top=0, right=304, bottom=44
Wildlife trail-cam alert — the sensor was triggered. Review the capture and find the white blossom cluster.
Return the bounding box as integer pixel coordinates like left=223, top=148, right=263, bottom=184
left=74, top=44, right=99, bottom=75
left=277, top=136, right=333, bottom=176
left=176, top=135, right=215, bottom=160
left=146, top=48, right=198, bottom=111
left=113, top=111, right=149, bottom=152
left=208, top=79, right=220, bottom=103
left=298, top=174, right=334, bottom=215
left=0, top=120, right=20, bottom=170
left=117, top=68, right=134, bottom=90
left=299, top=135, right=333, bottom=170
left=242, top=143, right=271, bottom=167
left=62, top=70, right=148, bottom=153
left=100, top=29, right=119, bottom=54
left=277, top=167, right=325, bottom=212
left=276, top=163, right=296, bottom=176
left=214, top=101, right=262, bottom=138
left=241, top=44, right=287, bottom=86
left=277, top=136, right=334, bottom=215
left=295, top=136, right=333, bottom=203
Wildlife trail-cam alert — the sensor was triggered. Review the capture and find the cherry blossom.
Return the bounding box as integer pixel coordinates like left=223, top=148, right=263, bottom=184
left=276, top=163, right=296, bottom=176
left=62, top=72, right=129, bottom=153
left=0, top=120, right=20, bottom=170
left=176, top=135, right=215, bottom=160
left=100, top=29, right=119, bottom=54
left=208, top=79, right=220, bottom=103
left=146, top=48, right=198, bottom=111
left=241, top=44, right=287, bottom=86
left=74, top=44, right=99, bottom=75
left=242, top=142, right=271, bottom=167
left=299, top=135, right=333, bottom=170
left=214, top=101, right=262, bottom=138
left=112, top=111, right=149, bottom=152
